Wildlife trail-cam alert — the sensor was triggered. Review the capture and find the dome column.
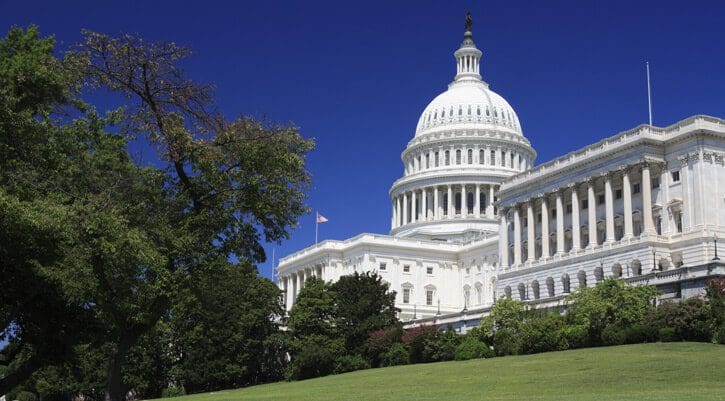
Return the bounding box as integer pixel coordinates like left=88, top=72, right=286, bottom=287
left=402, top=192, right=408, bottom=225
left=434, top=186, right=440, bottom=220
left=475, top=184, right=481, bottom=218
left=411, top=190, right=417, bottom=224
left=447, top=185, right=453, bottom=219
left=421, top=187, right=428, bottom=221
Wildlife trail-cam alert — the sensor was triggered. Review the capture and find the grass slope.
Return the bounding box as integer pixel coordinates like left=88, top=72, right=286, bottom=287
left=153, top=343, right=725, bottom=401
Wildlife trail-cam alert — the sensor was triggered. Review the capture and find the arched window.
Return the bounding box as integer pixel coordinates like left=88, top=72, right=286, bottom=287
left=578, top=270, right=587, bottom=289
left=455, top=192, right=462, bottom=215
left=434, top=151, right=439, bottom=167
left=441, top=109, right=446, bottom=118
left=504, top=286, right=512, bottom=299
left=594, top=266, right=604, bottom=282
left=631, top=260, right=642, bottom=276
left=486, top=106, right=490, bottom=116
left=477, top=106, right=481, bottom=116
left=518, top=283, right=526, bottom=300
left=475, top=282, right=483, bottom=305
left=561, top=274, right=570, bottom=294
left=458, top=106, right=463, bottom=116
left=445, top=150, right=450, bottom=166
left=479, top=149, right=485, bottom=164
left=442, top=193, right=449, bottom=216
left=479, top=193, right=486, bottom=214
left=463, top=285, right=471, bottom=307
left=490, top=150, right=496, bottom=165
left=546, top=277, right=555, bottom=297
left=425, top=153, right=430, bottom=169
left=456, top=149, right=461, bottom=164
left=467, top=191, right=474, bottom=214
left=467, top=105, right=472, bottom=115
left=612, top=263, right=622, bottom=278
left=467, top=149, right=473, bottom=164
left=434, top=111, right=438, bottom=120
left=531, top=280, right=540, bottom=299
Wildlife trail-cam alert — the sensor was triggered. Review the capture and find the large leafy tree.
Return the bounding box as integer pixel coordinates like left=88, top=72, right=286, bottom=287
left=1, top=26, right=314, bottom=400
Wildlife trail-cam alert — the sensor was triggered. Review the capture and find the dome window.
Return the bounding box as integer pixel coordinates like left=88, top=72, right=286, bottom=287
left=442, top=109, right=445, bottom=118
left=467, top=105, right=471, bottom=115
left=486, top=107, right=490, bottom=116
left=434, top=111, right=438, bottom=120
left=450, top=106, right=453, bottom=116
left=477, top=106, right=481, bottom=116
left=458, top=106, right=463, bottom=116
left=494, top=108, right=498, bottom=118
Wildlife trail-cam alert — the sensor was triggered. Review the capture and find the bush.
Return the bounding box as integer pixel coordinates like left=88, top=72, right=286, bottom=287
left=601, top=322, right=657, bottom=346
left=645, top=299, right=711, bottom=342
left=364, top=326, right=403, bottom=367
left=287, top=335, right=344, bottom=380
left=518, top=313, right=567, bottom=354
left=455, top=336, right=493, bottom=360
left=658, top=327, right=677, bottom=342
left=382, top=342, right=409, bottom=366
left=493, top=328, right=520, bottom=356
left=422, top=327, right=460, bottom=362
left=334, top=354, right=370, bottom=374
left=402, top=325, right=439, bottom=364
left=560, top=324, right=589, bottom=349
left=16, top=392, right=38, bottom=401
left=161, top=386, right=186, bottom=398
left=714, top=324, right=725, bottom=345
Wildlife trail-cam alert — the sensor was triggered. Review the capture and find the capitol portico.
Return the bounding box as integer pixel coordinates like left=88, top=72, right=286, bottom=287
left=276, top=18, right=725, bottom=330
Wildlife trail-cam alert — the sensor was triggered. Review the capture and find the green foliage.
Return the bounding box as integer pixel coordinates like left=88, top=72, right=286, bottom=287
left=658, top=327, right=677, bottom=342
left=401, top=326, right=439, bottom=364
left=490, top=298, right=527, bottom=332
left=454, top=336, right=493, bottom=360
left=565, top=278, right=659, bottom=346
left=161, top=385, right=185, bottom=398
left=331, top=272, right=399, bottom=355
left=644, top=298, right=711, bottom=342
left=382, top=343, right=409, bottom=367
left=706, top=278, right=725, bottom=341
left=334, top=355, right=370, bottom=374
left=287, top=277, right=337, bottom=339
left=421, top=327, right=460, bottom=363
left=518, top=313, right=568, bottom=354
left=287, top=335, right=345, bottom=381
left=363, top=326, right=403, bottom=368
left=493, top=328, right=520, bottom=356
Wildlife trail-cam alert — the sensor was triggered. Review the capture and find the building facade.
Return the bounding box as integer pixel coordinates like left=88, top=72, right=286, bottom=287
left=276, top=22, right=725, bottom=329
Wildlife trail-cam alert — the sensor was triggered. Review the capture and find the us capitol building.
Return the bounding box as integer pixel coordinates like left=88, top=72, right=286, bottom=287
left=277, top=19, right=725, bottom=330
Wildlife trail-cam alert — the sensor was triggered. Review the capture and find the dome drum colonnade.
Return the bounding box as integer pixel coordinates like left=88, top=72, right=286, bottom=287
left=499, top=159, right=669, bottom=269
left=390, top=23, right=535, bottom=236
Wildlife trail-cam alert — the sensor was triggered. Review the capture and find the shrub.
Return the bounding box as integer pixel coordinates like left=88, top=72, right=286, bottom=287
left=16, top=392, right=38, bottom=401
left=493, top=328, right=520, bottom=356
left=334, top=354, right=370, bottom=374
left=161, top=386, right=186, bottom=398
left=364, top=326, right=403, bottom=367
left=382, top=343, right=410, bottom=366
left=455, top=336, right=493, bottom=360
left=714, top=324, right=725, bottom=345
left=645, top=298, right=711, bottom=342
left=658, top=327, right=677, bottom=342
left=602, top=322, right=657, bottom=345
left=518, top=313, right=567, bottom=354
left=560, top=324, right=589, bottom=349
left=421, top=327, right=460, bottom=362
left=287, top=335, right=344, bottom=380
left=402, top=325, right=439, bottom=364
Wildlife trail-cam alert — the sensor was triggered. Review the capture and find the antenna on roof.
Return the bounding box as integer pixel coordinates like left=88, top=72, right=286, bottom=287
left=646, top=61, right=653, bottom=126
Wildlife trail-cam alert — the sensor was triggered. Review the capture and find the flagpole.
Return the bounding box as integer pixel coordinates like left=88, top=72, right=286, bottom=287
left=315, top=211, right=319, bottom=244
left=646, top=61, right=653, bottom=126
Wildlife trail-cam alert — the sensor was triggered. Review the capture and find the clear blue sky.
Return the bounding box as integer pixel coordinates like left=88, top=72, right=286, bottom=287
left=3, top=0, right=724, bottom=281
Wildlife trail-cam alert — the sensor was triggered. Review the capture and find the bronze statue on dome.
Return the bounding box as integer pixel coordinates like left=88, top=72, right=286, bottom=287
left=465, top=12, right=473, bottom=31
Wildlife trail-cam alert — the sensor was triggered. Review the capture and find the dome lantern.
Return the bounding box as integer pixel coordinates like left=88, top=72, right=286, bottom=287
left=453, top=12, right=483, bottom=84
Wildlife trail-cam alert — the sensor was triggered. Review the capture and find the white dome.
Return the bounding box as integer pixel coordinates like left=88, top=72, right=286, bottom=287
left=415, top=80, right=522, bottom=137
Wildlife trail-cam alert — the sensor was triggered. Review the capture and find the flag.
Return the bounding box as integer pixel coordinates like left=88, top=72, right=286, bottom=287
left=316, top=213, right=328, bottom=224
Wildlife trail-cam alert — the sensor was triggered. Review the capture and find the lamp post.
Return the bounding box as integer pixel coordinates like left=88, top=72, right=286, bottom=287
left=714, top=234, right=720, bottom=261
left=652, top=249, right=657, bottom=272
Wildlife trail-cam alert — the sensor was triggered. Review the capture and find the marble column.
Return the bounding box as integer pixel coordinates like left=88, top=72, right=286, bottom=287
left=622, top=168, right=633, bottom=239
left=434, top=186, right=439, bottom=220
left=447, top=184, right=453, bottom=218
left=487, top=185, right=495, bottom=218
left=527, top=200, right=536, bottom=262
left=461, top=184, right=467, bottom=218
left=475, top=184, right=481, bottom=218
left=587, top=179, right=597, bottom=248
left=500, top=208, right=509, bottom=268
left=411, top=190, right=417, bottom=223
left=541, top=196, right=550, bottom=259
left=420, top=188, right=428, bottom=221
left=642, top=163, right=656, bottom=235
left=571, top=185, right=581, bottom=251
left=396, top=196, right=401, bottom=228
left=604, top=173, right=615, bottom=243
left=513, top=206, right=522, bottom=266
left=402, top=192, right=408, bottom=225
left=556, top=190, right=565, bottom=255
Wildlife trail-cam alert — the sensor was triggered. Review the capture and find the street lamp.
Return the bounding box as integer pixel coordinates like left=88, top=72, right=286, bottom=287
left=713, top=234, right=720, bottom=261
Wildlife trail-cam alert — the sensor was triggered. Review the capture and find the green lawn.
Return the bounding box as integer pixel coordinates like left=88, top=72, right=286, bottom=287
left=152, top=342, right=725, bottom=401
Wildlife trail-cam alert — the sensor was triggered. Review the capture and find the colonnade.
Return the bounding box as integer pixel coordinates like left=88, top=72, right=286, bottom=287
left=392, top=183, right=498, bottom=229
left=403, top=143, right=530, bottom=175
left=280, top=265, right=323, bottom=311
left=500, top=162, right=664, bottom=268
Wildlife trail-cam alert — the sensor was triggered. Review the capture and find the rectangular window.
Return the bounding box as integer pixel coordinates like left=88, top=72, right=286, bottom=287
left=425, top=153, right=430, bottom=169
left=403, top=288, right=410, bottom=304
left=426, top=266, right=433, bottom=275
left=615, top=189, right=622, bottom=199
left=379, top=262, right=386, bottom=271
left=671, top=170, right=680, bottom=182
left=598, top=194, right=605, bottom=205
left=652, top=178, right=660, bottom=188
left=426, top=290, right=434, bottom=306
left=435, top=152, right=439, bottom=167
left=490, top=150, right=496, bottom=165
left=445, top=151, right=450, bottom=166
left=633, top=183, right=641, bottom=194
left=403, top=264, right=410, bottom=273
left=566, top=204, right=572, bottom=214
left=582, top=199, right=588, bottom=210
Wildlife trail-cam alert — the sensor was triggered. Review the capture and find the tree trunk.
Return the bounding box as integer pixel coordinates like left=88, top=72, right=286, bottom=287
left=104, top=342, right=129, bottom=401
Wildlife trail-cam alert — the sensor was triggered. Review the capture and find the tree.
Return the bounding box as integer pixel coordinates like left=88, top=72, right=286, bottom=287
left=1, top=26, right=314, bottom=400
left=565, top=278, right=659, bottom=346
left=170, top=260, right=285, bottom=393
left=330, top=272, right=399, bottom=355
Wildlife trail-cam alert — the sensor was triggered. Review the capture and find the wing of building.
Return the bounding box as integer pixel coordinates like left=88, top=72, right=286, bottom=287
left=277, top=20, right=725, bottom=331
